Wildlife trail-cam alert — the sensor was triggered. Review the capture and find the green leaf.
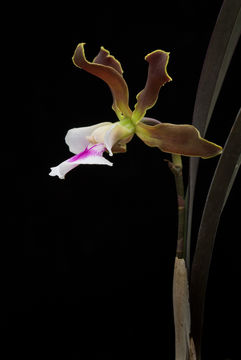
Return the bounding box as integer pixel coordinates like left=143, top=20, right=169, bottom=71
left=186, top=0, right=241, bottom=271
left=190, top=108, right=241, bottom=359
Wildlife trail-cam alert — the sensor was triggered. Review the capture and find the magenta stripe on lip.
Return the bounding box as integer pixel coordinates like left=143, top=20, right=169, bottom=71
left=68, top=144, right=106, bottom=162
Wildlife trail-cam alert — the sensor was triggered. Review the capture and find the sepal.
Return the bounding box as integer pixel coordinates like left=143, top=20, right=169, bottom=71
left=72, top=43, right=132, bottom=119
left=136, top=118, right=222, bottom=158
left=132, top=50, right=172, bottom=124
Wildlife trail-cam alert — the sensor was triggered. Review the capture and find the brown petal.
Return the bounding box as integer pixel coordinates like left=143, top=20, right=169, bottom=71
left=132, top=50, right=172, bottom=124
left=135, top=121, right=222, bottom=158
left=93, top=46, right=123, bottom=74
left=72, top=43, right=132, bottom=119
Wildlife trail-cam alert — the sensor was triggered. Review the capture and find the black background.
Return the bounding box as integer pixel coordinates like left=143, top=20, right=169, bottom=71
left=3, top=1, right=240, bottom=359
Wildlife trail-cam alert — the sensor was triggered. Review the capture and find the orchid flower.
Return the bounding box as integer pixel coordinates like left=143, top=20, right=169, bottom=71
left=49, top=43, right=222, bottom=179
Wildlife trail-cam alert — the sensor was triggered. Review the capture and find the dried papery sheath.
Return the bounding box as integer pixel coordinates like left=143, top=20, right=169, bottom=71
left=173, top=257, right=191, bottom=360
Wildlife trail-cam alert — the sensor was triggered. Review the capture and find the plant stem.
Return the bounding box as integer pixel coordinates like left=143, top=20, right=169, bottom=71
left=168, top=154, right=185, bottom=258
left=168, top=155, right=196, bottom=360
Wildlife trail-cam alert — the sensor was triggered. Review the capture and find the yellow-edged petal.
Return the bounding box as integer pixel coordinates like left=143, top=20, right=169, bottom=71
left=132, top=50, right=172, bottom=124
left=72, top=43, right=132, bottom=119
left=135, top=120, right=222, bottom=158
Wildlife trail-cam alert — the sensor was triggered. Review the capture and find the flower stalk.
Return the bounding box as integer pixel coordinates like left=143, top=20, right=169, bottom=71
left=168, top=154, right=197, bottom=360
left=168, top=154, right=185, bottom=258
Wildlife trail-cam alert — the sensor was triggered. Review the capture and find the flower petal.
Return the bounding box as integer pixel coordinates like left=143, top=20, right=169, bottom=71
left=93, top=46, right=123, bottom=74
left=132, top=50, right=172, bottom=124
left=72, top=43, right=132, bottom=119
left=140, top=117, right=162, bottom=125
left=49, top=144, right=113, bottom=179
left=65, top=122, right=111, bottom=154
left=104, top=122, right=134, bottom=155
left=135, top=119, right=222, bottom=158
